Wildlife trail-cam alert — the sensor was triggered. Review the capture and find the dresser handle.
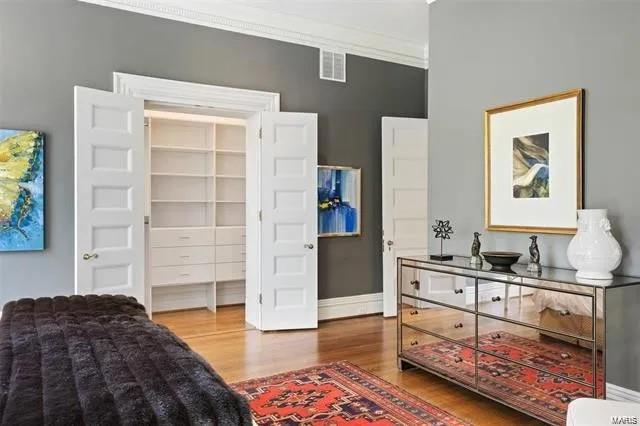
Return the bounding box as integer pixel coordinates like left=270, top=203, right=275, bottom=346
left=560, top=396, right=571, bottom=403
left=179, top=273, right=191, bottom=277
left=559, top=310, right=571, bottom=316
left=453, top=356, right=463, bottom=363
left=180, top=255, right=190, bottom=258
left=454, top=289, right=464, bottom=294
left=491, top=371, right=501, bottom=377
left=491, top=296, right=501, bottom=302
left=410, top=340, right=418, bottom=346
left=454, top=323, right=464, bottom=329
left=410, top=280, right=420, bottom=289
left=178, top=236, right=191, bottom=240
left=409, top=310, right=418, bottom=316
left=560, top=353, right=571, bottom=360
left=491, top=333, right=501, bottom=339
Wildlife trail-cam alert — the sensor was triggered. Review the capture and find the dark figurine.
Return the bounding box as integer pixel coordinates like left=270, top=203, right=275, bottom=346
left=527, top=235, right=541, bottom=273
left=470, top=232, right=482, bottom=265
left=429, top=219, right=454, bottom=261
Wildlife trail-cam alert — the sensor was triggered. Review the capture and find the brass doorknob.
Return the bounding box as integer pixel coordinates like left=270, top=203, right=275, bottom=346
left=82, top=253, right=99, bottom=260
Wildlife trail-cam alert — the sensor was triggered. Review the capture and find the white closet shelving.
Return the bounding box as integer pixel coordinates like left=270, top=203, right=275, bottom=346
left=146, top=114, right=246, bottom=312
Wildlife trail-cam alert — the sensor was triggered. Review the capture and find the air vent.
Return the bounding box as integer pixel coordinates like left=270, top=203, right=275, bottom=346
left=320, top=50, right=346, bottom=83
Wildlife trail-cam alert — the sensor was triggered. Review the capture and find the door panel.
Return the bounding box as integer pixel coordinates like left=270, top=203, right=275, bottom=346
left=260, top=112, right=318, bottom=330
left=382, top=117, right=429, bottom=316
left=75, top=86, right=145, bottom=303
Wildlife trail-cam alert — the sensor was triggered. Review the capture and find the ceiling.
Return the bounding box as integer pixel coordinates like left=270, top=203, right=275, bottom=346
left=80, top=0, right=430, bottom=68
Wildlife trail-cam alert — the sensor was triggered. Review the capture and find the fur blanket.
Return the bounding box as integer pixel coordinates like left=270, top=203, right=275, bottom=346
left=0, top=295, right=252, bottom=425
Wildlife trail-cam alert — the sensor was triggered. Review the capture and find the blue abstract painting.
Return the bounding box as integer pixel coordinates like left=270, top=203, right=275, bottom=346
left=0, top=129, right=44, bottom=251
left=318, top=166, right=361, bottom=237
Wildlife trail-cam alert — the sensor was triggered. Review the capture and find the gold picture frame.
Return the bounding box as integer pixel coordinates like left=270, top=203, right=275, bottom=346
left=484, top=89, right=584, bottom=234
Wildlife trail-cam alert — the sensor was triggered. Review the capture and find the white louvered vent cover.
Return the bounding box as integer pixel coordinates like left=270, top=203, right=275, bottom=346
left=320, top=50, right=346, bottom=82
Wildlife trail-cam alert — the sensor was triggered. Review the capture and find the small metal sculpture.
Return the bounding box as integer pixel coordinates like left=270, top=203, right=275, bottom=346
left=430, top=219, right=453, bottom=261
left=470, top=232, right=482, bottom=266
left=527, top=235, right=542, bottom=273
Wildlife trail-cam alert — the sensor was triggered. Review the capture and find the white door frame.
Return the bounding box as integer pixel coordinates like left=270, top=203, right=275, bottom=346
left=113, top=72, right=280, bottom=322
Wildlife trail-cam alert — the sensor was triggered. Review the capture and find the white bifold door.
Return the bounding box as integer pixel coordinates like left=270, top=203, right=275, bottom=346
left=75, top=85, right=318, bottom=330
left=245, top=112, right=318, bottom=330
left=74, top=87, right=146, bottom=303
left=381, top=117, right=429, bottom=317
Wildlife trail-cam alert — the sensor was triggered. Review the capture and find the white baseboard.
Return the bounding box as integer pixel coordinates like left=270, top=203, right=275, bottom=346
left=318, top=292, right=383, bottom=321
left=607, top=383, right=640, bottom=403
left=216, top=281, right=245, bottom=306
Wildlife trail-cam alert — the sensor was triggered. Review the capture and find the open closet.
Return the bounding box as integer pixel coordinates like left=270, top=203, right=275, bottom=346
left=74, top=73, right=319, bottom=331
left=145, top=108, right=247, bottom=313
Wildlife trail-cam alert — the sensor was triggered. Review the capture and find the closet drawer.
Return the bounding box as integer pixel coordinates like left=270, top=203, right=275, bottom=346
left=216, top=262, right=245, bottom=281
left=151, top=228, right=215, bottom=248
left=151, top=264, right=215, bottom=286
left=151, top=246, right=215, bottom=267
left=215, top=227, right=245, bottom=245
left=215, top=245, right=246, bottom=263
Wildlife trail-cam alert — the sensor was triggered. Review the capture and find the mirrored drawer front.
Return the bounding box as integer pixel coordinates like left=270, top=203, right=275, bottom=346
left=215, top=245, right=246, bottom=263
left=152, top=264, right=215, bottom=286
left=215, top=227, right=246, bottom=245
left=477, top=279, right=593, bottom=340
left=477, top=352, right=598, bottom=425
left=401, top=296, right=475, bottom=344
left=216, top=262, right=245, bottom=281
left=401, top=326, right=475, bottom=388
left=477, top=316, right=601, bottom=384
left=151, top=246, right=215, bottom=267
left=400, top=266, right=475, bottom=311
left=151, top=228, right=215, bottom=248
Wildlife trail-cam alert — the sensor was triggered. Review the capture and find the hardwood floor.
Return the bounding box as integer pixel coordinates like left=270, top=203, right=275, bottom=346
left=155, top=306, right=543, bottom=425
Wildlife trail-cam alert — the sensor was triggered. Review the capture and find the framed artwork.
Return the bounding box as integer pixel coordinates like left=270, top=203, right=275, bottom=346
left=0, top=129, right=44, bottom=251
left=318, top=165, right=361, bottom=237
left=484, top=89, right=583, bottom=234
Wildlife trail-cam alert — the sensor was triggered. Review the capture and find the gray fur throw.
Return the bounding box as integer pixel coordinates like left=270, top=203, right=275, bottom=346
left=0, top=295, right=252, bottom=425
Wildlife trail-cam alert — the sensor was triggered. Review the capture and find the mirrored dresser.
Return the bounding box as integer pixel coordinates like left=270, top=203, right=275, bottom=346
left=397, top=255, right=640, bottom=425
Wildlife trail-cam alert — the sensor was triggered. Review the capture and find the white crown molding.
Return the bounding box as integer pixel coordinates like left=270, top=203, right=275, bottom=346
left=113, top=72, right=280, bottom=112
left=80, top=0, right=428, bottom=69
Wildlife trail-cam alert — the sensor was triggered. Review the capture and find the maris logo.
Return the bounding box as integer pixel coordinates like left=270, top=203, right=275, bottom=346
left=611, top=416, right=639, bottom=425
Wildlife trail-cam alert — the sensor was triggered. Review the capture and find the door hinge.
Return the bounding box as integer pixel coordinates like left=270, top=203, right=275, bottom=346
left=258, top=293, right=263, bottom=304
left=258, top=210, right=262, bottom=221
left=258, top=128, right=262, bottom=139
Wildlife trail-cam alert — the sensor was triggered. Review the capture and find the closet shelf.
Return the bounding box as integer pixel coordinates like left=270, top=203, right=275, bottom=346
left=216, top=174, right=245, bottom=179
left=151, top=199, right=214, bottom=203
left=151, top=145, right=213, bottom=153
left=151, top=172, right=214, bottom=178
left=216, top=149, right=245, bottom=155
left=216, top=200, right=245, bottom=204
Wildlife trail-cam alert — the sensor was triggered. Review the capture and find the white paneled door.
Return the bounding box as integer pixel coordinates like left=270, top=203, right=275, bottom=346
left=260, top=112, right=318, bottom=330
left=382, top=117, right=429, bottom=317
left=74, top=86, right=145, bottom=304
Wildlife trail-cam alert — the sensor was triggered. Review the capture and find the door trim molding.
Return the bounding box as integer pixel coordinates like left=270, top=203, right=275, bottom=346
left=113, top=72, right=280, bottom=112
left=607, top=383, right=640, bottom=403
left=319, top=293, right=383, bottom=321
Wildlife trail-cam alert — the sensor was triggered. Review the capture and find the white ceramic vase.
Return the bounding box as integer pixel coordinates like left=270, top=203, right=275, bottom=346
left=567, top=209, right=622, bottom=279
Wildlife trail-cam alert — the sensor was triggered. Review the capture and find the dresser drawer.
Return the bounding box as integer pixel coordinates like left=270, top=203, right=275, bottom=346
left=401, top=326, right=475, bottom=388
left=401, top=296, right=475, bottom=344
left=215, top=245, right=246, bottom=263
left=400, top=266, right=475, bottom=311
left=151, top=246, right=215, bottom=267
left=216, top=262, right=245, bottom=281
left=476, top=316, right=602, bottom=386
left=151, top=228, right=215, bottom=248
left=151, top=264, right=215, bottom=286
left=215, top=227, right=246, bottom=245
left=477, top=279, right=594, bottom=340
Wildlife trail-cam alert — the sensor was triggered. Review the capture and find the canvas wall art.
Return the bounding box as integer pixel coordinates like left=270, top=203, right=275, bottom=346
left=318, top=166, right=361, bottom=237
left=485, top=89, right=583, bottom=234
left=0, top=129, right=44, bottom=251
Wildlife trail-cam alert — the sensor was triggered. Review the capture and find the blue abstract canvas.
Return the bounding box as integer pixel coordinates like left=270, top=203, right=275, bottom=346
left=0, top=129, right=44, bottom=251
left=318, top=166, right=361, bottom=236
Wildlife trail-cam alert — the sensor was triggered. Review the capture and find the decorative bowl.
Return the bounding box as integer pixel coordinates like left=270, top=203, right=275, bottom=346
left=481, top=251, right=522, bottom=272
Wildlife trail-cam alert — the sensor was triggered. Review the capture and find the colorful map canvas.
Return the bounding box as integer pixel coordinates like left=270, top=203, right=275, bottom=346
left=318, top=166, right=361, bottom=237
left=0, top=129, right=44, bottom=251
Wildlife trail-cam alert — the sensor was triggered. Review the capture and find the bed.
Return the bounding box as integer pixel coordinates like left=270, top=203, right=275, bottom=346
left=532, top=284, right=604, bottom=349
left=0, top=295, right=253, bottom=425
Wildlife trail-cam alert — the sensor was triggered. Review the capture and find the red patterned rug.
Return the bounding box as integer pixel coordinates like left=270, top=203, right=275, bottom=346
left=403, top=331, right=603, bottom=425
left=231, top=361, right=471, bottom=425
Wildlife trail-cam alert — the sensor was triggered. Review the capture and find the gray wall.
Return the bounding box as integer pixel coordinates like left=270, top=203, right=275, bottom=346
left=0, top=0, right=426, bottom=305
left=428, top=0, right=640, bottom=276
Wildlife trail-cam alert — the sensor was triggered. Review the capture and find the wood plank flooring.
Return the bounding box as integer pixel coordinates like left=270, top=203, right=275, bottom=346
left=154, top=305, right=542, bottom=425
